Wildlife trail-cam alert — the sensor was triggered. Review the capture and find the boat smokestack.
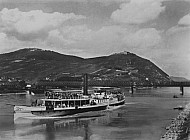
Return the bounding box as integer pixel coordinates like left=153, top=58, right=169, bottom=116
left=83, top=73, right=88, bottom=95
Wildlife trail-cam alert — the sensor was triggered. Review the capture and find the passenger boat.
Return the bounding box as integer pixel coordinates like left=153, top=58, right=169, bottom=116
left=14, top=87, right=125, bottom=120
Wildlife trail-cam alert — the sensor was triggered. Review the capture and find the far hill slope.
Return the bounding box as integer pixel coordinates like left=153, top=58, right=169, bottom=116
left=86, top=52, right=169, bottom=83
left=0, top=48, right=170, bottom=84
left=0, top=48, right=84, bottom=82
left=170, top=76, right=190, bottom=82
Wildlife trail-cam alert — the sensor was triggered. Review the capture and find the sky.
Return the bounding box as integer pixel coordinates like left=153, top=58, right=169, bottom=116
left=0, top=0, right=190, bottom=79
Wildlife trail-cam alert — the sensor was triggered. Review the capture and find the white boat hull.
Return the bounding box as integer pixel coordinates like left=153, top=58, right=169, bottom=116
left=14, top=99, right=125, bottom=120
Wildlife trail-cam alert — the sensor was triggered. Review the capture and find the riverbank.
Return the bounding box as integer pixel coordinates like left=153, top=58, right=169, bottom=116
left=161, top=103, right=190, bottom=140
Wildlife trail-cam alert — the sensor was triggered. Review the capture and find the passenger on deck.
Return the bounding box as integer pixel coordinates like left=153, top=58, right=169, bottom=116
left=90, top=100, right=97, bottom=105
left=62, top=103, right=66, bottom=108
left=37, top=99, right=43, bottom=106
left=56, top=104, right=61, bottom=108
left=31, top=99, right=37, bottom=106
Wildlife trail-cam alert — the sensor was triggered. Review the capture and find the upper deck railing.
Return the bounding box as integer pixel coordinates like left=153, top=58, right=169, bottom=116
left=45, top=90, right=86, bottom=99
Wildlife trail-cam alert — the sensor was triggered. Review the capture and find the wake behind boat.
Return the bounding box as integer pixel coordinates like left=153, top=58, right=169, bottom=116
left=14, top=87, right=125, bottom=120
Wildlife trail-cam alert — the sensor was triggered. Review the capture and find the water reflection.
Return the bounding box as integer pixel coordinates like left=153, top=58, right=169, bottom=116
left=14, top=116, right=97, bottom=140
left=0, top=114, right=14, bottom=131
left=45, top=121, right=55, bottom=140
left=0, top=104, right=14, bottom=132
left=12, top=107, right=127, bottom=140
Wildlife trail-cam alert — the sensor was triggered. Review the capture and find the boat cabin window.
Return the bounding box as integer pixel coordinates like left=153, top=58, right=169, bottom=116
left=55, top=101, right=61, bottom=108
left=69, top=101, right=74, bottom=107
left=45, top=101, right=52, bottom=106
left=61, top=101, right=68, bottom=107
left=45, top=101, right=54, bottom=110
left=81, top=100, right=89, bottom=106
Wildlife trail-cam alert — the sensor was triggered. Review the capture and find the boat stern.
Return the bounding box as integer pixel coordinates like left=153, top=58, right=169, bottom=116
left=14, top=105, right=46, bottom=121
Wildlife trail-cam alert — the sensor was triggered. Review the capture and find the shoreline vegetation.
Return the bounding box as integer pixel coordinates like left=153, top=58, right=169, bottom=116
left=161, top=103, right=190, bottom=140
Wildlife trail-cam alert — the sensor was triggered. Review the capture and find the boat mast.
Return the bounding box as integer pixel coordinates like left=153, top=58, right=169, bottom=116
left=83, top=73, right=88, bottom=95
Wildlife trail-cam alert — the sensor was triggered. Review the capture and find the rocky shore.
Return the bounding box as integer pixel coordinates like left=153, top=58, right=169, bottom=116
left=161, top=103, right=190, bottom=140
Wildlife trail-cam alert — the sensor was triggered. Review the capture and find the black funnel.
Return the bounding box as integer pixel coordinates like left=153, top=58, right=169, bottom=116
left=83, top=74, right=88, bottom=95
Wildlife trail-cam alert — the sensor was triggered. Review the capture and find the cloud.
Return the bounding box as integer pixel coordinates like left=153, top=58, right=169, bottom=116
left=0, top=32, right=37, bottom=53
left=0, top=30, right=69, bottom=55
left=165, top=28, right=190, bottom=78
left=88, top=0, right=129, bottom=4
left=27, top=23, right=160, bottom=57
left=0, top=6, right=162, bottom=59
left=47, top=25, right=92, bottom=46
left=0, top=8, right=85, bottom=40
left=0, top=0, right=127, bottom=3
left=123, top=28, right=161, bottom=48
left=46, top=25, right=122, bottom=56
left=60, top=25, right=162, bottom=57
left=0, top=0, right=85, bottom=3
left=90, top=134, right=103, bottom=140
left=166, top=13, right=190, bottom=36
left=111, top=0, right=165, bottom=24
left=158, top=13, right=190, bottom=79
left=0, top=32, right=6, bottom=41
left=178, top=13, right=190, bottom=26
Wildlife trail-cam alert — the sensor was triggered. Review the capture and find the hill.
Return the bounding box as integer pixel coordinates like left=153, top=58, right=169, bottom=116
left=0, top=48, right=170, bottom=84
left=170, top=76, right=190, bottom=82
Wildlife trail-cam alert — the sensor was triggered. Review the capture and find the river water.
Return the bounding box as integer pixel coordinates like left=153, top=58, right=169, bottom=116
left=0, top=87, right=190, bottom=140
